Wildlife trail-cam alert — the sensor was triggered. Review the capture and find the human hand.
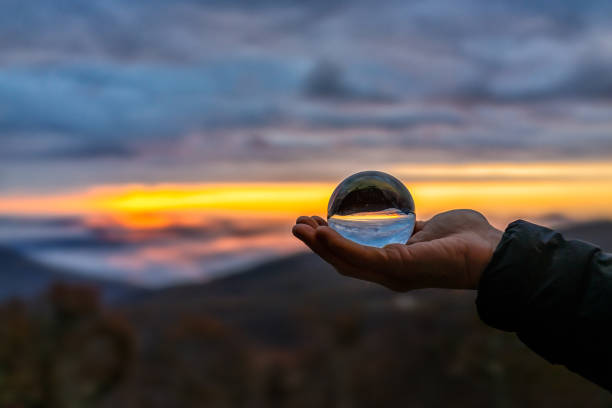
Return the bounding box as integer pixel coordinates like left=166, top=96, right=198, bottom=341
left=292, top=209, right=503, bottom=291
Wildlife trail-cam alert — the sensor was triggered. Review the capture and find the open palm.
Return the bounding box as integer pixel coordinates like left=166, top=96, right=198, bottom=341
left=292, top=209, right=502, bottom=291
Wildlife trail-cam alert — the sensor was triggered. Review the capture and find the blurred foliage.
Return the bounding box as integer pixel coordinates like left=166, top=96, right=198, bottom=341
left=1, top=282, right=611, bottom=407
left=0, top=284, right=134, bottom=408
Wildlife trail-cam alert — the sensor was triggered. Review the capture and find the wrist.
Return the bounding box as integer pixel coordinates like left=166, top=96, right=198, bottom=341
left=470, top=226, right=504, bottom=289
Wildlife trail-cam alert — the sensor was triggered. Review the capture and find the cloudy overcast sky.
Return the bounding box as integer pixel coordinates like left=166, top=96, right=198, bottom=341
left=2, top=0, right=612, bottom=193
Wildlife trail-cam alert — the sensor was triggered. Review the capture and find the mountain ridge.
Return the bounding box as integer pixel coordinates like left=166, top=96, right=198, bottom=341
left=1, top=219, right=611, bottom=305
left=0, top=246, right=144, bottom=302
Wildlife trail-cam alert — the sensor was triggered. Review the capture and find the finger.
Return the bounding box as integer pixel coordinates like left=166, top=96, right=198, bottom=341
left=314, top=227, right=406, bottom=288
left=292, top=223, right=316, bottom=245
left=292, top=224, right=356, bottom=273
left=296, top=224, right=393, bottom=286
left=413, top=220, right=427, bottom=234
left=296, top=215, right=319, bottom=229
left=406, top=230, right=431, bottom=245
left=311, top=215, right=328, bottom=227
left=406, top=220, right=431, bottom=245
left=292, top=224, right=329, bottom=257
left=314, top=226, right=389, bottom=275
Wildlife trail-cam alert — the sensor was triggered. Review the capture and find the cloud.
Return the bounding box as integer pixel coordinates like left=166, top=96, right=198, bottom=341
left=0, top=134, right=135, bottom=161
left=0, top=60, right=304, bottom=139
left=0, top=214, right=288, bottom=250
left=455, top=56, right=612, bottom=102
left=47, top=142, right=136, bottom=159
left=0, top=216, right=82, bottom=229
left=0, top=214, right=297, bottom=286
left=303, top=61, right=395, bottom=102
left=304, top=107, right=463, bottom=130
left=1, top=0, right=612, bottom=193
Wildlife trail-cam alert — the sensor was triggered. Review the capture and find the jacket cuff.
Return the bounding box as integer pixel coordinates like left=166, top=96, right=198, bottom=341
left=476, top=220, right=597, bottom=333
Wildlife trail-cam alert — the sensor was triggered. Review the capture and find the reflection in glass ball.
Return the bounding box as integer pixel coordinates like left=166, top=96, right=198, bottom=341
left=327, top=171, right=415, bottom=248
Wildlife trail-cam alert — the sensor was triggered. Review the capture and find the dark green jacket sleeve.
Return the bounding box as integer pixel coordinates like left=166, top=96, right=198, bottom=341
left=476, top=220, right=612, bottom=391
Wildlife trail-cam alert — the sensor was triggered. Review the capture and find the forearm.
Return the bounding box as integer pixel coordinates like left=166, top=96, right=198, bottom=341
left=476, top=220, right=612, bottom=390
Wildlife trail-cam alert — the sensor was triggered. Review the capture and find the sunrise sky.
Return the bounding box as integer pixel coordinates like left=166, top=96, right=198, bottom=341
left=3, top=161, right=612, bottom=224
left=1, top=0, right=612, bottom=286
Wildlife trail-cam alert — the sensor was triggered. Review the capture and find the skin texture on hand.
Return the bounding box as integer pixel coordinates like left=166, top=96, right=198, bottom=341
left=292, top=209, right=503, bottom=291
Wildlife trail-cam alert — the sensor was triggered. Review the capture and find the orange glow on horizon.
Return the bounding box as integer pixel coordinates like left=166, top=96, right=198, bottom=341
left=330, top=210, right=411, bottom=221
left=1, top=161, right=612, bottom=229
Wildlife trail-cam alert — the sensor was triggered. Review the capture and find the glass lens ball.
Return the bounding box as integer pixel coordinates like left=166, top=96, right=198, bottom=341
left=327, top=171, right=415, bottom=248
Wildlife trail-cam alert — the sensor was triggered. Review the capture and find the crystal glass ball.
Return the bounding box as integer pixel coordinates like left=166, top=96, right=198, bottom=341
left=327, top=171, right=415, bottom=248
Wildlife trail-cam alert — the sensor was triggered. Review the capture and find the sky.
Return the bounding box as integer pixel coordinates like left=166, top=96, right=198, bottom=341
left=1, top=0, right=612, bottom=286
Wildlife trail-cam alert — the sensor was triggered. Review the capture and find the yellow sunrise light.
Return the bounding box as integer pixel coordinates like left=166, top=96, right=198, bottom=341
left=0, top=161, right=611, bottom=229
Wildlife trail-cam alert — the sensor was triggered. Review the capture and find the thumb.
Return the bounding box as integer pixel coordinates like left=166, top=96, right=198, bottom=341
left=406, top=229, right=432, bottom=245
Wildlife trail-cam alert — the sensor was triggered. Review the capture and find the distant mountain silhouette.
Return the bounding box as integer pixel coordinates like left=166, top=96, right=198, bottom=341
left=559, top=220, right=612, bottom=251
left=126, top=252, right=391, bottom=346
left=126, top=219, right=612, bottom=345
left=1, top=219, right=611, bottom=307
left=0, top=246, right=143, bottom=302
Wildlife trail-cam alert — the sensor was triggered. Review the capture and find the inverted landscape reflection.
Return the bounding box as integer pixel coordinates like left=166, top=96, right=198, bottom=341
left=328, top=209, right=416, bottom=248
